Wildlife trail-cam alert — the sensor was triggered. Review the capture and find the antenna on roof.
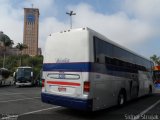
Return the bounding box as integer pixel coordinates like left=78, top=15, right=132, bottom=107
left=66, top=10, right=76, bottom=29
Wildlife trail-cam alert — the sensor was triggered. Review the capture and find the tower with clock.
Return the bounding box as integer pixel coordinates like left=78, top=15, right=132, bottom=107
left=26, top=14, right=35, bottom=23
left=23, top=8, right=40, bottom=56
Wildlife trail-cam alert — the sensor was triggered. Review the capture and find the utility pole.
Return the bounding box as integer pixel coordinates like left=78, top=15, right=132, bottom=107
left=31, top=3, right=34, bottom=8
left=66, top=11, right=76, bottom=29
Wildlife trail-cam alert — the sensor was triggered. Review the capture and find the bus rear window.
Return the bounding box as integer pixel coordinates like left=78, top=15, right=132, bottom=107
left=47, top=73, right=80, bottom=80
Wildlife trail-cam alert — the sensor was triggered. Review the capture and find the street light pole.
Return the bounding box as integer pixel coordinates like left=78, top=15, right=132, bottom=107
left=66, top=11, right=76, bottom=29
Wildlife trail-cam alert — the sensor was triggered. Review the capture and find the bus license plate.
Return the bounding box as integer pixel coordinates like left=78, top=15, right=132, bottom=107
left=58, top=87, right=66, bottom=92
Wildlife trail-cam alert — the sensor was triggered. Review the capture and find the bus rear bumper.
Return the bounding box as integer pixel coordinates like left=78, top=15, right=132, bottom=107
left=41, top=93, right=92, bottom=111
left=16, top=82, right=32, bottom=86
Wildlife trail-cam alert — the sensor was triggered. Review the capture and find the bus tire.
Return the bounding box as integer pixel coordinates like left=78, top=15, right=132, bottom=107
left=117, top=90, right=126, bottom=106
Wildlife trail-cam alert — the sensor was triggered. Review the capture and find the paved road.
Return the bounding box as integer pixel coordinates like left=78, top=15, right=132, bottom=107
left=0, top=86, right=160, bottom=120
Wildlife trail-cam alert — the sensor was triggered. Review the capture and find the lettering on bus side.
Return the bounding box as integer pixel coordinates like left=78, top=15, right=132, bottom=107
left=56, top=58, right=70, bottom=63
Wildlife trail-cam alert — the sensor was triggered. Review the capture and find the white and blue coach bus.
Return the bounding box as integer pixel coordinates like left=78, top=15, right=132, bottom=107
left=41, top=27, right=154, bottom=111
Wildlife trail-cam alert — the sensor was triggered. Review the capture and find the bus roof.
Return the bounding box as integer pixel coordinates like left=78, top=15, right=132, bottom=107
left=49, top=27, right=151, bottom=62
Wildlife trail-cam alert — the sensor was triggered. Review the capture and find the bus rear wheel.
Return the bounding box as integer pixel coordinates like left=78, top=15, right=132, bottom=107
left=118, top=91, right=126, bottom=106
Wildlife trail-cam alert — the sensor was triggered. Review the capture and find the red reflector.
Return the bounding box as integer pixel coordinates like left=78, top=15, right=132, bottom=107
left=84, top=81, right=90, bottom=92
left=42, top=79, right=45, bottom=87
left=47, top=81, right=80, bottom=86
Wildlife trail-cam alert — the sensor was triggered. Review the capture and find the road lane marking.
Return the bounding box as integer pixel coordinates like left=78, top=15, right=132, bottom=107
left=0, top=93, right=29, bottom=96
left=19, top=106, right=61, bottom=116
left=0, top=93, right=40, bottom=96
left=2, top=106, right=61, bottom=119
left=1, top=115, right=18, bottom=120
left=0, top=97, right=40, bottom=103
left=0, top=93, right=23, bottom=95
left=132, top=99, right=160, bottom=120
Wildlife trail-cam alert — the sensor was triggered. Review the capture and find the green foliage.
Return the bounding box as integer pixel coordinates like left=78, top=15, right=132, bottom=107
left=0, top=55, right=43, bottom=80
left=16, top=43, right=28, bottom=51
left=150, top=54, right=160, bottom=65
left=0, top=32, right=14, bottom=68
left=0, top=34, right=13, bottom=48
left=1, top=69, right=10, bottom=79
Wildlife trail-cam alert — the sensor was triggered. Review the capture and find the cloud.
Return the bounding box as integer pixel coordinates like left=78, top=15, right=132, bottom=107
left=67, top=3, right=154, bottom=47
left=0, top=0, right=159, bottom=57
left=0, top=0, right=23, bottom=44
left=123, top=0, right=160, bottom=38
left=0, top=0, right=56, bottom=47
left=124, top=0, right=160, bottom=21
left=24, top=0, right=57, bottom=18
left=39, top=17, right=68, bottom=48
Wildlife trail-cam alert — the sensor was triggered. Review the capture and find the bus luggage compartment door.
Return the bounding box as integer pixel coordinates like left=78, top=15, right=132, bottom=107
left=45, top=72, right=82, bottom=98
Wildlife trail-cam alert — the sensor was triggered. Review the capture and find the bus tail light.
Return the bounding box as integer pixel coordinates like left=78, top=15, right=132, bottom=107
left=42, top=79, right=45, bottom=87
left=84, top=81, right=90, bottom=93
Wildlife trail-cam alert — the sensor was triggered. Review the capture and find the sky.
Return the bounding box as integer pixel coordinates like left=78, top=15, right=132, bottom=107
left=0, top=0, right=160, bottom=58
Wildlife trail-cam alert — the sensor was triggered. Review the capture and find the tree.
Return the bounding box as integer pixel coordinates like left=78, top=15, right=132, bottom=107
left=150, top=54, right=160, bottom=65
left=16, top=43, right=28, bottom=66
left=0, top=32, right=14, bottom=68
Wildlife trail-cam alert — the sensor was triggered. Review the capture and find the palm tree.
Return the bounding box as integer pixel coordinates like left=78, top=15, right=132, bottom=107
left=150, top=54, right=160, bottom=65
left=0, top=32, right=14, bottom=68
left=16, top=43, right=28, bottom=66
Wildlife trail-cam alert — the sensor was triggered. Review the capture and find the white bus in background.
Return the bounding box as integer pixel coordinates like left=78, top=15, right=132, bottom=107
left=14, top=66, right=34, bottom=87
left=41, top=27, right=154, bottom=111
left=0, top=68, right=12, bottom=86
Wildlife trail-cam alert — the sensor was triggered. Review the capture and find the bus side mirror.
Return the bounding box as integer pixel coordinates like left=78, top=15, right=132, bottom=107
left=31, top=72, right=33, bottom=77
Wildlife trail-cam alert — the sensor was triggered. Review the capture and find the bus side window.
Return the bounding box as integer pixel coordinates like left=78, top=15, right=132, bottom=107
left=96, top=57, right=99, bottom=63
left=105, top=56, right=112, bottom=64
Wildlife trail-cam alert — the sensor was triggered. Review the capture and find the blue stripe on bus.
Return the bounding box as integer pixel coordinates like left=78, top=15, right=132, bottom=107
left=43, top=62, right=137, bottom=79
left=41, top=93, right=92, bottom=110
left=43, top=62, right=92, bottom=72
left=43, top=62, right=137, bottom=72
